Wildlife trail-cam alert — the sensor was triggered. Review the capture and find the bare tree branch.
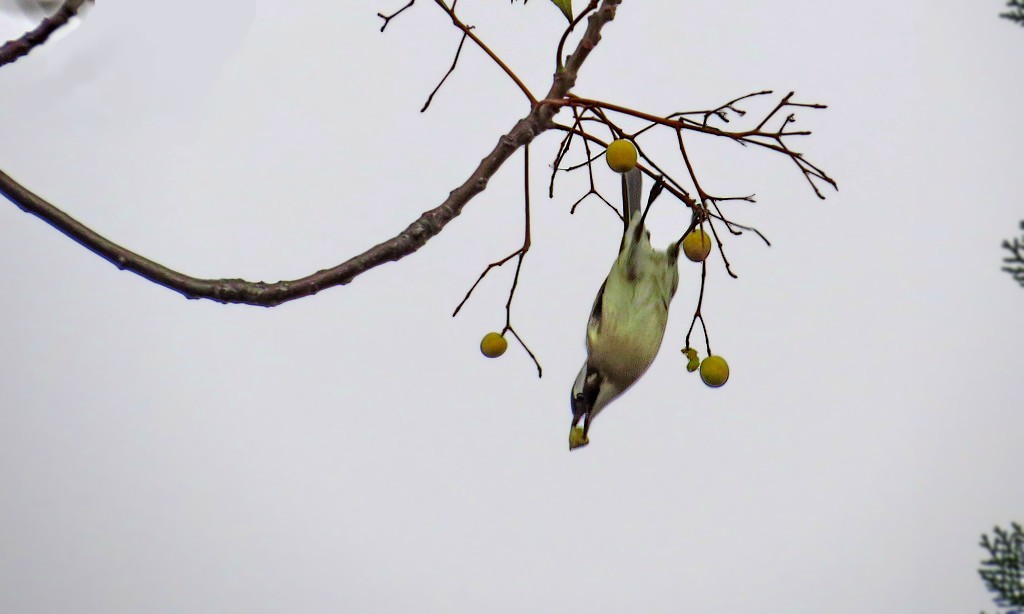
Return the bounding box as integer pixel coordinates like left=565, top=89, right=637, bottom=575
left=0, top=0, right=624, bottom=307
left=0, top=0, right=89, bottom=68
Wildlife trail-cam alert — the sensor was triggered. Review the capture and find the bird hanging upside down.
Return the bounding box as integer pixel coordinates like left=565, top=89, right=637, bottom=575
left=569, top=168, right=695, bottom=450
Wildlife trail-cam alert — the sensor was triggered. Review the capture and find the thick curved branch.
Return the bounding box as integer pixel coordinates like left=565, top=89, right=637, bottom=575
left=546, top=0, right=618, bottom=101
left=0, top=120, right=536, bottom=306
left=0, top=0, right=89, bottom=69
left=0, top=0, right=622, bottom=307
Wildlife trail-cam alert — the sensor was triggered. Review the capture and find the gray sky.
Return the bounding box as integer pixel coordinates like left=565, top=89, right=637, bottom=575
left=1, top=1, right=1022, bottom=612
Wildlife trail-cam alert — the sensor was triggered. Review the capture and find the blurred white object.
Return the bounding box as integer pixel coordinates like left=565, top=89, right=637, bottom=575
left=3, top=0, right=78, bottom=19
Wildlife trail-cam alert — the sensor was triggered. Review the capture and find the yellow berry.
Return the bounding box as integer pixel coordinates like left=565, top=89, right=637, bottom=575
left=480, top=332, right=508, bottom=358
left=682, top=229, right=712, bottom=262
left=605, top=139, right=638, bottom=173
left=699, top=355, right=730, bottom=387
left=569, top=426, right=590, bottom=450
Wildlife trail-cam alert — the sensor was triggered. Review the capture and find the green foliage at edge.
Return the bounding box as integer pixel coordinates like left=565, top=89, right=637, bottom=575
left=979, top=523, right=1024, bottom=613
left=1002, top=0, right=1024, bottom=25
left=550, top=0, right=573, bottom=22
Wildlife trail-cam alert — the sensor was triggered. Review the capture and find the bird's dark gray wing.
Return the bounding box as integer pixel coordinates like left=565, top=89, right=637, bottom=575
left=588, top=278, right=607, bottom=331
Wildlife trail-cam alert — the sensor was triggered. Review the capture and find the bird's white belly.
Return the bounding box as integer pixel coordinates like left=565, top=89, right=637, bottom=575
left=587, top=283, right=668, bottom=389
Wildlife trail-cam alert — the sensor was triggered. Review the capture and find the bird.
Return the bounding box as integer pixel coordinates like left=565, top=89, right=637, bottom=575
left=569, top=167, right=690, bottom=450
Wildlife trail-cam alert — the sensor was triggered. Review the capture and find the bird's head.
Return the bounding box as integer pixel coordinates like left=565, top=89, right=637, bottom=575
left=569, top=362, right=627, bottom=449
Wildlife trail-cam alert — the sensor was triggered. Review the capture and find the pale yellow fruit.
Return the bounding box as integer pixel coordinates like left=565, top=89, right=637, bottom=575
left=682, top=229, right=712, bottom=262
left=605, top=139, right=638, bottom=173
left=699, top=355, right=730, bottom=387
left=480, top=332, right=508, bottom=358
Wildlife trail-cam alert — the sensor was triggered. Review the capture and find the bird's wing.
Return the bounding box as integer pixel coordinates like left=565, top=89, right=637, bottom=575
left=587, top=278, right=607, bottom=337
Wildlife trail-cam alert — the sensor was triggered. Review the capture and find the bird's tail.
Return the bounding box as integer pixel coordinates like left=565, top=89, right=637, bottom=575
left=623, top=167, right=642, bottom=222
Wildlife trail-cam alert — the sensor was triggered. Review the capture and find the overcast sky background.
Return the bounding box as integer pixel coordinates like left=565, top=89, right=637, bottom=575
left=0, top=1, right=1021, bottom=612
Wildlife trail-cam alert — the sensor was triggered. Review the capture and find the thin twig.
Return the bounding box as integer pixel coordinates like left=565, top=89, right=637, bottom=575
left=707, top=212, right=771, bottom=246
left=421, top=29, right=471, bottom=112
left=451, top=146, right=541, bottom=376
left=551, top=107, right=619, bottom=218
left=377, top=0, right=416, bottom=31
left=685, top=255, right=712, bottom=356
left=451, top=248, right=527, bottom=317
left=432, top=0, right=537, bottom=105
left=583, top=104, right=697, bottom=205
left=503, top=144, right=542, bottom=376
left=669, top=90, right=773, bottom=127
left=674, top=128, right=738, bottom=278
left=549, top=123, right=696, bottom=210
left=542, top=94, right=838, bottom=194
left=548, top=106, right=582, bottom=197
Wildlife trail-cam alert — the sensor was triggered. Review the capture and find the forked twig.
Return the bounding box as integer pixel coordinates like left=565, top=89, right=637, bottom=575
left=685, top=256, right=712, bottom=356
left=452, top=146, right=541, bottom=376
left=377, top=0, right=416, bottom=31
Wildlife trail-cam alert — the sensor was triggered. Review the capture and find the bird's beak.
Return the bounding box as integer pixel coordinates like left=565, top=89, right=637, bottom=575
left=570, top=391, right=593, bottom=450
